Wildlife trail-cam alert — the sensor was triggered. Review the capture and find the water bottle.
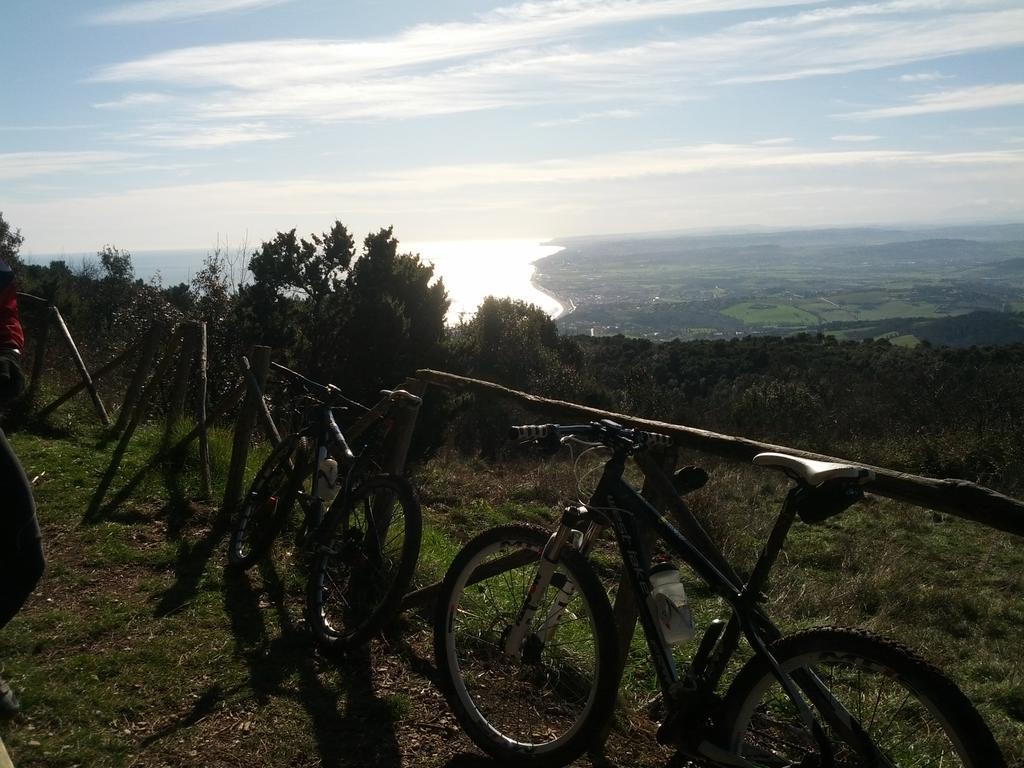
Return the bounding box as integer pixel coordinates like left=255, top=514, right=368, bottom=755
left=648, top=562, right=694, bottom=644
left=316, top=457, right=340, bottom=506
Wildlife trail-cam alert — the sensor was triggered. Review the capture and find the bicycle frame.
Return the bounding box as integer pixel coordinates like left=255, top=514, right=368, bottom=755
left=511, top=442, right=875, bottom=765
left=270, top=369, right=413, bottom=550
left=297, top=399, right=401, bottom=544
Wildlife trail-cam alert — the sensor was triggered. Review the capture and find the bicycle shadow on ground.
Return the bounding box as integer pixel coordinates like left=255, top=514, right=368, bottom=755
left=217, top=556, right=404, bottom=768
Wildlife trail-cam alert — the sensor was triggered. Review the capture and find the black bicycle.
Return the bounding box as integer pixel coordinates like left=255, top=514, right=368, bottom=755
left=227, top=361, right=423, bottom=654
left=433, top=419, right=1004, bottom=767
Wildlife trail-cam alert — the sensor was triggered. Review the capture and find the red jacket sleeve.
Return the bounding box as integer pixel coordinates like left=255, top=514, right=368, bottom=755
left=0, top=259, right=25, bottom=351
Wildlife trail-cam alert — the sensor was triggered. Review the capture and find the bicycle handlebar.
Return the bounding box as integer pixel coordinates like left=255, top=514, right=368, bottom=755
left=266, top=360, right=372, bottom=411
left=509, top=420, right=673, bottom=449
left=270, top=361, right=332, bottom=396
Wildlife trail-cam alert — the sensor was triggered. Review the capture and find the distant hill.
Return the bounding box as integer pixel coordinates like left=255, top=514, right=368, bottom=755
left=540, top=223, right=1024, bottom=345
left=553, top=222, right=1024, bottom=250
left=969, top=257, right=1024, bottom=278
left=823, top=311, right=1024, bottom=347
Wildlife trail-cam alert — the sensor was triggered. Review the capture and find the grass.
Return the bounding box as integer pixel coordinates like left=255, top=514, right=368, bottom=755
left=0, top=419, right=1022, bottom=767
left=721, top=302, right=819, bottom=326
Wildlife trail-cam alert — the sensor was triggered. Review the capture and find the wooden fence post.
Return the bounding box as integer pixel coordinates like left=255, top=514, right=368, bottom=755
left=196, top=322, right=212, bottom=499
left=222, top=346, right=271, bottom=514
left=37, top=341, right=139, bottom=420
left=114, top=320, right=167, bottom=436
left=383, top=376, right=427, bottom=476
left=50, top=305, right=110, bottom=425
left=240, top=355, right=281, bottom=446
left=25, top=306, right=52, bottom=407
left=164, top=322, right=199, bottom=446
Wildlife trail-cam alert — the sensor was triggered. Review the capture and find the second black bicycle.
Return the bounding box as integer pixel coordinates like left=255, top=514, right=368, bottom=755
left=227, top=361, right=423, bottom=655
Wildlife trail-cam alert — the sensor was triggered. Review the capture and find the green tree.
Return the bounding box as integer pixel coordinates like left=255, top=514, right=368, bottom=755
left=241, top=222, right=356, bottom=371
left=334, top=227, right=449, bottom=398
left=449, top=297, right=589, bottom=457
left=238, top=221, right=449, bottom=402
left=453, top=297, right=571, bottom=389
left=0, top=212, right=24, bottom=267
left=98, top=245, right=134, bottom=283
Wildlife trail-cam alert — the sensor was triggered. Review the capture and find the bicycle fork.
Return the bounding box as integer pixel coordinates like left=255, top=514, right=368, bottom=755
left=502, top=506, right=592, bottom=658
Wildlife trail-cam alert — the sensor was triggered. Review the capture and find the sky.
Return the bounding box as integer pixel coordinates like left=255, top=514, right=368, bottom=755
left=2, top=0, right=1023, bottom=255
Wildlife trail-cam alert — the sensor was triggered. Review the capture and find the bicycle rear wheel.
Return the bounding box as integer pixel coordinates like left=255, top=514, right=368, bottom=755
left=718, top=627, right=1005, bottom=767
left=306, top=474, right=421, bottom=655
left=227, top=435, right=304, bottom=570
left=433, top=523, right=619, bottom=768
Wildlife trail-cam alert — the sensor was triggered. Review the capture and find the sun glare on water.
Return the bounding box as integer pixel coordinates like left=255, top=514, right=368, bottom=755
left=409, top=239, right=564, bottom=325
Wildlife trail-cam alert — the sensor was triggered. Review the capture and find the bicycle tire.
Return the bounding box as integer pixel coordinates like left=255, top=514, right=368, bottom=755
left=717, top=626, right=1006, bottom=767
left=306, top=474, right=421, bottom=655
left=227, top=435, right=305, bottom=570
left=433, top=523, right=620, bottom=768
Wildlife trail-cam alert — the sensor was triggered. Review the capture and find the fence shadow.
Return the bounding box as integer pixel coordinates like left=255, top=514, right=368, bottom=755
left=219, top=557, right=404, bottom=768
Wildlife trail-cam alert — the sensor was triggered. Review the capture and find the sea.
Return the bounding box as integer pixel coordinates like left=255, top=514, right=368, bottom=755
left=24, top=239, right=565, bottom=326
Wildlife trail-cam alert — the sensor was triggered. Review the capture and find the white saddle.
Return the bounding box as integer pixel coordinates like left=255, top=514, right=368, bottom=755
left=753, top=452, right=874, bottom=486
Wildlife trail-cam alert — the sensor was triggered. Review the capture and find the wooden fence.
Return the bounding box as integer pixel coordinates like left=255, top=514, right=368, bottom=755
left=33, top=302, right=1017, bottom=645
left=412, top=368, right=1024, bottom=538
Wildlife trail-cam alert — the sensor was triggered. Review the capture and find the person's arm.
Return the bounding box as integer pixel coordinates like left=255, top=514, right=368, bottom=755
left=0, top=259, right=25, bottom=401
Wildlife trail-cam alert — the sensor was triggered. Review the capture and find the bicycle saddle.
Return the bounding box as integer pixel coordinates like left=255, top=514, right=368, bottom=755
left=753, top=452, right=874, bottom=485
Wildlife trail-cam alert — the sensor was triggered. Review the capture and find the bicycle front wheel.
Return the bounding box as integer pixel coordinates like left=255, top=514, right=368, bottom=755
left=306, top=474, right=421, bottom=655
left=227, top=435, right=304, bottom=570
left=433, top=523, right=619, bottom=768
left=718, top=627, right=1005, bottom=767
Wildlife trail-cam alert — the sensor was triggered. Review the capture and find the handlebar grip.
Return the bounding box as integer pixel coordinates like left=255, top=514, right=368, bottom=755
left=509, top=424, right=554, bottom=440
left=637, top=430, right=673, bottom=447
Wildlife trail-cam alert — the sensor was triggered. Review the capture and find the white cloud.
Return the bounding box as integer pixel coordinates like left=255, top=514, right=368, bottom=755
left=0, top=150, right=211, bottom=181
left=0, top=151, right=140, bottom=181
left=735, top=0, right=1009, bottom=31
left=832, top=134, right=882, bottom=142
left=93, top=0, right=824, bottom=87
left=839, top=83, right=1024, bottom=119
left=534, top=109, right=639, bottom=128
left=88, top=2, right=1024, bottom=130
left=0, top=124, right=96, bottom=132
left=115, top=122, right=293, bottom=148
left=340, top=142, right=1024, bottom=194
left=94, top=93, right=171, bottom=109
left=89, top=0, right=291, bottom=25
left=718, top=7, right=1024, bottom=84
left=10, top=142, right=1023, bottom=251
left=893, top=71, right=954, bottom=82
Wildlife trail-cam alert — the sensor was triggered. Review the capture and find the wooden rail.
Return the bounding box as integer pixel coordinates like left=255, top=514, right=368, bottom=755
left=414, top=368, right=1024, bottom=538
left=51, top=305, right=110, bottom=425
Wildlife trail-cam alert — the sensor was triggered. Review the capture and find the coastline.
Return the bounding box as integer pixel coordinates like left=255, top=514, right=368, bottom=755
left=529, top=245, right=573, bottom=320
left=530, top=270, right=574, bottom=320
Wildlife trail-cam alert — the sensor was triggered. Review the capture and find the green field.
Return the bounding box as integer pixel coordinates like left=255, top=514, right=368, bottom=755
left=542, top=229, right=1024, bottom=341
left=722, top=301, right=819, bottom=325
left=0, top=419, right=1021, bottom=766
